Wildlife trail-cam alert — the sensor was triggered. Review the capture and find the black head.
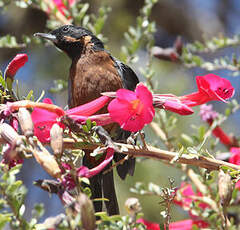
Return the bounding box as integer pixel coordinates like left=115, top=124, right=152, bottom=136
left=34, top=25, right=104, bottom=59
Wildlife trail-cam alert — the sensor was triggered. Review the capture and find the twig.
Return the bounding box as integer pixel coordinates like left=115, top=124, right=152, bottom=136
left=115, top=143, right=240, bottom=171
left=61, top=139, right=240, bottom=171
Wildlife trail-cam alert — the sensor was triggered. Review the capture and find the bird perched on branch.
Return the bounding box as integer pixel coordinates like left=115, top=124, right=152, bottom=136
left=35, top=25, right=139, bottom=215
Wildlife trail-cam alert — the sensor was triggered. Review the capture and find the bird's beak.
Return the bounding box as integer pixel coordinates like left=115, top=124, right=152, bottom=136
left=34, top=33, right=57, bottom=43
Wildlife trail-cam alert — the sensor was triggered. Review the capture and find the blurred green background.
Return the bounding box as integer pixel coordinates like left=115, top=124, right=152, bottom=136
left=0, top=0, right=240, bottom=225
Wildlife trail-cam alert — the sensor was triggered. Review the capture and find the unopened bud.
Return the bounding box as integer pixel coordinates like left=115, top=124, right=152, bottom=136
left=218, top=170, right=233, bottom=207
left=125, top=197, right=142, bottom=216
left=18, top=108, right=34, bottom=137
left=33, top=146, right=61, bottom=179
left=0, top=123, right=22, bottom=147
left=5, top=54, right=28, bottom=80
left=2, top=144, right=18, bottom=163
left=50, top=123, right=63, bottom=155
left=76, top=193, right=96, bottom=230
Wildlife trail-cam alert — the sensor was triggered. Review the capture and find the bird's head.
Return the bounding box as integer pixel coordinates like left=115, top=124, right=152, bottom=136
left=34, top=25, right=104, bottom=59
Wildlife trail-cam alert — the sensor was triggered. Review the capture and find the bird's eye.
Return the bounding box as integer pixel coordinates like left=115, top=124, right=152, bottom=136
left=62, top=27, right=70, bottom=33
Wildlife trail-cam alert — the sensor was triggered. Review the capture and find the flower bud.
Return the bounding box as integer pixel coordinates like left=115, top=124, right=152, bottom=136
left=4, top=54, right=28, bottom=80
left=32, top=146, right=61, bottom=179
left=4, top=54, right=28, bottom=91
left=125, top=197, right=142, bottom=216
left=50, top=123, right=63, bottom=155
left=76, top=193, right=96, bottom=230
left=218, top=170, right=233, bottom=207
left=0, top=123, right=22, bottom=147
left=18, top=108, right=34, bottom=137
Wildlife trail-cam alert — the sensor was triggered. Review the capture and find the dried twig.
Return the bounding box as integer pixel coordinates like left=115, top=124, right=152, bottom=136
left=61, top=138, right=240, bottom=171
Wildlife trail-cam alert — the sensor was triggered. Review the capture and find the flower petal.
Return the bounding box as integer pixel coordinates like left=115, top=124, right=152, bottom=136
left=31, top=98, right=58, bottom=124
left=66, top=96, right=110, bottom=116
left=108, top=98, right=132, bottom=125
left=136, top=83, right=153, bottom=107
left=196, top=74, right=235, bottom=101
left=34, top=121, right=56, bottom=143
left=116, top=88, right=137, bottom=101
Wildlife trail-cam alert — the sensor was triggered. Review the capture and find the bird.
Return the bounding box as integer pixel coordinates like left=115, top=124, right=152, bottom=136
left=34, top=25, right=139, bottom=215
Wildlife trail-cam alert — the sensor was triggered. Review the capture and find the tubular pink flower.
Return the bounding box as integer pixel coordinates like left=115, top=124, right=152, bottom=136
left=31, top=96, right=111, bottom=143
left=153, top=95, right=194, bottom=115
left=70, top=113, right=113, bottom=126
left=229, top=147, right=240, bottom=165
left=174, top=183, right=209, bottom=219
left=136, top=218, right=160, bottom=230
left=108, top=83, right=155, bottom=132
left=169, top=219, right=208, bottom=229
left=31, top=98, right=64, bottom=143
left=66, top=96, right=110, bottom=116
left=180, top=74, right=235, bottom=106
left=4, top=53, right=28, bottom=79
left=77, top=148, right=114, bottom=178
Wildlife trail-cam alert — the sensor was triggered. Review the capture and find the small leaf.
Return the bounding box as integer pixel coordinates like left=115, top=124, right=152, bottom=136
left=86, top=119, right=92, bottom=131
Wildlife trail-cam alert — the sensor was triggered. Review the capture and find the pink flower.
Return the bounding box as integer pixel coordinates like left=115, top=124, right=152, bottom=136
left=77, top=148, right=114, bottom=178
left=137, top=218, right=160, bottom=230
left=180, top=74, right=234, bottom=106
left=53, top=0, right=75, bottom=15
left=228, top=148, right=240, bottom=190
left=199, top=104, right=218, bottom=122
left=229, top=147, right=240, bottom=165
left=108, top=83, right=155, bottom=132
left=153, top=95, right=194, bottom=115
left=174, top=183, right=209, bottom=218
left=31, top=98, right=64, bottom=143
left=60, top=148, right=114, bottom=190
left=31, top=96, right=110, bottom=143
left=4, top=54, right=28, bottom=79
left=200, top=104, right=234, bottom=147
left=169, top=219, right=208, bottom=229
left=136, top=218, right=208, bottom=230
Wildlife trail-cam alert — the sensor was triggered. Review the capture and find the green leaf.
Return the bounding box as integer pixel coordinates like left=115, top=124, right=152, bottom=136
left=82, top=124, right=89, bottom=133
left=0, top=75, right=6, bottom=89
left=0, top=213, right=12, bottom=229
left=86, top=119, right=92, bottom=131
left=25, top=90, right=34, bottom=100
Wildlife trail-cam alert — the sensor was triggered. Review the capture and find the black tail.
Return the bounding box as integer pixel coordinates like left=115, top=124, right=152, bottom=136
left=83, top=154, right=119, bottom=215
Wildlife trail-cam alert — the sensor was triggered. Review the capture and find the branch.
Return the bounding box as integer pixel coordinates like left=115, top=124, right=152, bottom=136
left=115, top=143, right=240, bottom=171
left=61, top=138, right=240, bottom=171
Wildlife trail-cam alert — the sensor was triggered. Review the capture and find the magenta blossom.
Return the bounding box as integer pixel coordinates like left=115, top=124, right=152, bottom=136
left=31, top=96, right=110, bottom=143
left=77, top=148, right=114, bottom=178
left=136, top=218, right=208, bottom=230
left=180, top=74, right=234, bottom=106
left=108, top=83, right=155, bottom=132
left=60, top=148, right=114, bottom=190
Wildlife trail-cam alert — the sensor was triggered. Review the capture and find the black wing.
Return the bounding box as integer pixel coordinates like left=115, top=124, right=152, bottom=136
left=112, top=57, right=139, bottom=91
left=111, top=56, right=139, bottom=179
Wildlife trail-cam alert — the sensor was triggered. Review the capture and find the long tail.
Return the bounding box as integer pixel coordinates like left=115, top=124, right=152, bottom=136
left=83, top=153, right=119, bottom=215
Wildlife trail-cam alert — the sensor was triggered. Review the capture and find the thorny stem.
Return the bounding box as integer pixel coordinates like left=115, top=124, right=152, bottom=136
left=62, top=139, right=240, bottom=171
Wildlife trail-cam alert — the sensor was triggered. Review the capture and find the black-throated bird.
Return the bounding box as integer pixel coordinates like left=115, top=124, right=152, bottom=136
left=34, top=25, right=139, bottom=215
